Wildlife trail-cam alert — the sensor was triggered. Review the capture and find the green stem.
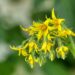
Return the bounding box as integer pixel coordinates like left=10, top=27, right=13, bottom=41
left=69, top=36, right=75, bottom=58
left=57, top=38, right=62, bottom=47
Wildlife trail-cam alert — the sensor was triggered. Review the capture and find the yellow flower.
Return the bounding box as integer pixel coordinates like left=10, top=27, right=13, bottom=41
left=28, top=55, right=34, bottom=68
left=51, top=8, right=64, bottom=31
left=33, top=21, right=55, bottom=40
left=33, top=22, right=49, bottom=40
left=56, top=46, right=69, bottom=59
left=29, top=41, right=38, bottom=53
left=10, top=45, right=28, bottom=56
left=58, top=29, right=75, bottom=37
left=24, top=41, right=38, bottom=53
left=20, top=26, right=35, bottom=35
left=41, top=41, right=53, bottom=53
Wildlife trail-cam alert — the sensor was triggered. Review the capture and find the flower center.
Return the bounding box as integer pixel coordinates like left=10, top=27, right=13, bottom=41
left=40, top=24, right=47, bottom=31
left=54, top=19, right=59, bottom=25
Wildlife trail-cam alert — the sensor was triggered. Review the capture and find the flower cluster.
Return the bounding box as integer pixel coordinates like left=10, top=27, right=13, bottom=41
left=10, top=8, right=75, bottom=68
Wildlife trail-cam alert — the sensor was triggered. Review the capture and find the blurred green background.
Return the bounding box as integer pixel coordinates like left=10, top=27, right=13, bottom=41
left=0, top=0, right=75, bottom=75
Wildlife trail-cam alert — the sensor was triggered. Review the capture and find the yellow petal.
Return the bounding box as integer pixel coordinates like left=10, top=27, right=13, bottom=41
left=47, top=42, right=53, bottom=52
left=10, top=45, right=23, bottom=56
left=29, top=42, right=34, bottom=53
left=67, top=29, right=75, bottom=36
left=37, top=31, right=43, bottom=40
left=41, top=41, right=46, bottom=50
left=22, top=50, right=28, bottom=56
left=28, top=55, right=34, bottom=68
left=44, top=18, right=51, bottom=25
left=58, top=25, right=62, bottom=31
left=44, top=29, right=48, bottom=38
left=59, top=19, right=65, bottom=24
left=63, top=46, right=68, bottom=52
left=52, top=8, right=56, bottom=19
left=47, top=34, right=52, bottom=41
left=34, top=44, right=38, bottom=50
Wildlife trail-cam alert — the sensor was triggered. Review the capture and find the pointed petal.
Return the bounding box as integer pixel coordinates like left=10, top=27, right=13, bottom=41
left=59, top=19, right=65, bottom=23
left=52, top=8, right=56, bottom=19
left=44, top=18, right=51, bottom=25
left=22, top=50, right=28, bottom=56
left=37, top=31, right=43, bottom=40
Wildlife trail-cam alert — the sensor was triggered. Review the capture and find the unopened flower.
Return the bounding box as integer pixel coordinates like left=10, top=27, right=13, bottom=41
left=56, top=46, right=69, bottom=59
left=41, top=41, right=53, bottom=53
left=49, top=50, right=55, bottom=61
left=28, top=55, right=34, bottom=68
left=10, top=45, right=28, bottom=56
